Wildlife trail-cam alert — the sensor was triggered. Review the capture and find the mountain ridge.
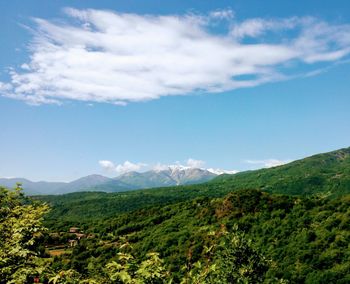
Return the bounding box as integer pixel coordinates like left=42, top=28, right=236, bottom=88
left=211, top=146, right=350, bottom=197
left=0, top=167, right=219, bottom=195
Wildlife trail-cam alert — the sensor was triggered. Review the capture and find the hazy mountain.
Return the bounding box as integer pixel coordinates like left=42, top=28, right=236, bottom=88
left=0, top=167, right=219, bottom=195
left=0, top=175, right=113, bottom=195
left=116, top=166, right=217, bottom=189
left=0, top=178, right=66, bottom=195
left=55, top=174, right=113, bottom=194
left=84, top=178, right=137, bottom=193
left=116, top=171, right=173, bottom=189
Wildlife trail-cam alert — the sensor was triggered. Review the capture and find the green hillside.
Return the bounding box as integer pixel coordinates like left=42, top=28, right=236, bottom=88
left=212, top=146, right=350, bottom=197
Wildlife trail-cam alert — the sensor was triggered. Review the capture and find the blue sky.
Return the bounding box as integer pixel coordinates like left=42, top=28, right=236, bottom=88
left=0, top=0, right=350, bottom=181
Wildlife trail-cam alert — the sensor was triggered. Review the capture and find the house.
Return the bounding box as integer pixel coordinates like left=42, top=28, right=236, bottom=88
left=76, top=233, right=86, bottom=240
left=69, top=227, right=80, bottom=233
left=68, top=239, right=78, bottom=247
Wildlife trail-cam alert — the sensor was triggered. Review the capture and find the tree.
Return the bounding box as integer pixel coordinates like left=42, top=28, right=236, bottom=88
left=0, top=184, right=49, bottom=283
left=182, top=226, right=272, bottom=284
left=105, top=240, right=171, bottom=284
left=206, top=230, right=271, bottom=283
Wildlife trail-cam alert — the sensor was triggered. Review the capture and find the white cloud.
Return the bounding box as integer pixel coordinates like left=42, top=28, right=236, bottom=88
left=230, top=17, right=300, bottom=39
left=0, top=82, right=11, bottom=92
left=3, top=9, right=348, bottom=105
left=186, top=158, right=205, bottom=168
left=99, top=160, right=147, bottom=175
left=245, top=159, right=290, bottom=168
left=209, top=9, right=234, bottom=20
left=98, top=160, right=115, bottom=172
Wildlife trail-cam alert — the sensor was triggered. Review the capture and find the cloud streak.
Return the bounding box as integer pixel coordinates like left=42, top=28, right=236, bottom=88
left=1, top=8, right=350, bottom=105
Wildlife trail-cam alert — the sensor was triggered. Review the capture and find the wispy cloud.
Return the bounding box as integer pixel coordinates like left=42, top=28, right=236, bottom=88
left=245, top=159, right=291, bottom=168
left=230, top=17, right=300, bottom=39
left=1, top=8, right=350, bottom=105
left=186, top=158, right=206, bottom=168
left=209, top=8, right=235, bottom=20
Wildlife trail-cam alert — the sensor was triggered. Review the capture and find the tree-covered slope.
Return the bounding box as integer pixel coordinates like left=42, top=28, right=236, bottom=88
left=47, top=189, right=350, bottom=283
left=213, top=146, right=350, bottom=197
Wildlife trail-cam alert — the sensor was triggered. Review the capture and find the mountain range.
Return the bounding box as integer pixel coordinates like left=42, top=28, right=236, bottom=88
left=0, top=166, right=218, bottom=195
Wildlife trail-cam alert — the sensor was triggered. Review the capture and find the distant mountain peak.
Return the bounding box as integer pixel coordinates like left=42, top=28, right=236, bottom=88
left=72, top=174, right=110, bottom=182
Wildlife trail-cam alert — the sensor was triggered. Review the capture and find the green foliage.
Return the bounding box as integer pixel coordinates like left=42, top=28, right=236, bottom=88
left=206, top=228, right=270, bottom=283
left=0, top=184, right=50, bottom=283
left=49, top=269, right=83, bottom=284
left=48, top=231, right=272, bottom=283
left=46, top=190, right=350, bottom=282
left=105, top=243, right=170, bottom=284
left=181, top=227, right=271, bottom=284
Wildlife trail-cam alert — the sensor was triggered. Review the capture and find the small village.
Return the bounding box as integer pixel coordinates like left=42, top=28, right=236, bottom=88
left=46, top=227, right=94, bottom=257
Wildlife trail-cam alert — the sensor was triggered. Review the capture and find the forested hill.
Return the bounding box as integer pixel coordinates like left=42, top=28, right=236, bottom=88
left=38, top=147, right=350, bottom=224
left=212, top=146, right=350, bottom=197
left=43, top=189, right=350, bottom=283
